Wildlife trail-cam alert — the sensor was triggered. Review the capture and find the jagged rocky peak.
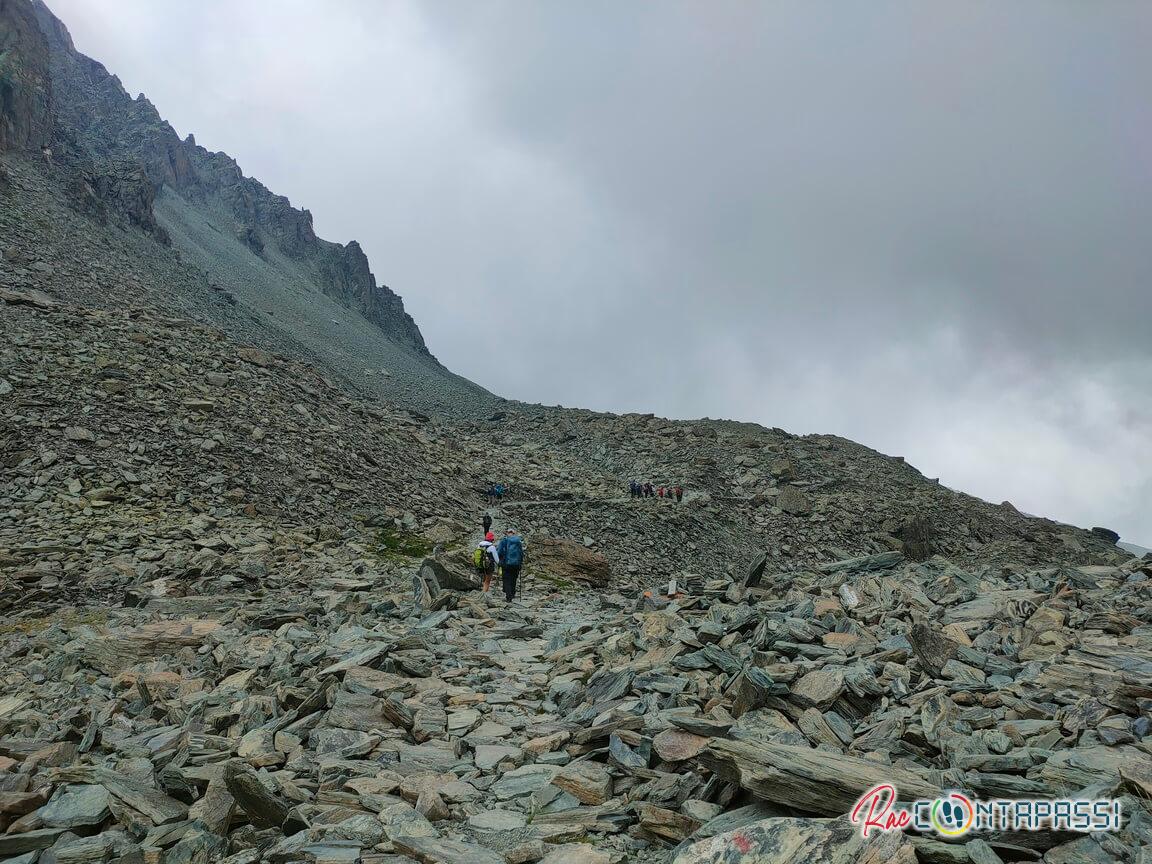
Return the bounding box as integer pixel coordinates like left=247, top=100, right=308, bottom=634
left=8, top=0, right=430, bottom=355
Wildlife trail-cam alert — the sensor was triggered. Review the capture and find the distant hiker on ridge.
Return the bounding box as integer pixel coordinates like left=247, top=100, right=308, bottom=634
left=497, top=527, right=525, bottom=602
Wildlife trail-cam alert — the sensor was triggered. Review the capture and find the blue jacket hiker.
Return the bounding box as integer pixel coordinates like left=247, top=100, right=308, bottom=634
left=496, top=529, right=524, bottom=602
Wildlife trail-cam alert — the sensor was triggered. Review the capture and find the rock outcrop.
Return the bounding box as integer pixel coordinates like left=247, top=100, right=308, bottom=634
left=0, top=0, right=52, bottom=153
left=531, top=538, right=612, bottom=588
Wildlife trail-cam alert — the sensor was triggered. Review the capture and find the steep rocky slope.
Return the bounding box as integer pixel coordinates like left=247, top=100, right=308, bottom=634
left=0, top=0, right=51, bottom=154
left=29, top=0, right=424, bottom=352
left=3, top=0, right=495, bottom=417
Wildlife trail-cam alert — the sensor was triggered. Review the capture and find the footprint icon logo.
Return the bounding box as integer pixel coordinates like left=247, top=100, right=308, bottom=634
left=931, top=794, right=974, bottom=837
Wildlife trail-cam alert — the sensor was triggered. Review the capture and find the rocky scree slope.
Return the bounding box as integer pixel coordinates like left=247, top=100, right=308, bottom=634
left=2, top=365, right=1152, bottom=864
left=3, top=2, right=1152, bottom=861
left=458, top=405, right=1127, bottom=581
left=3, top=284, right=1148, bottom=864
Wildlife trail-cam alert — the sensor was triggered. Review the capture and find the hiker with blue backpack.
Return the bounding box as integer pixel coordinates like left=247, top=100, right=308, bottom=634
left=496, top=527, right=525, bottom=602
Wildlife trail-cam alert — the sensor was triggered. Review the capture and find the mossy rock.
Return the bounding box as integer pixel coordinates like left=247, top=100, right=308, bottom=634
left=0, top=608, right=108, bottom=636
left=371, top=527, right=435, bottom=562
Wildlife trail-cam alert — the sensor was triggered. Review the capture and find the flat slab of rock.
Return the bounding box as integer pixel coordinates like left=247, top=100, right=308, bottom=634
left=391, top=835, right=505, bottom=864
left=39, top=784, right=111, bottom=828
left=552, top=760, right=612, bottom=805
left=817, top=551, right=904, bottom=573
left=418, top=557, right=480, bottom=592
left=0, top=287, right=57, bottom=309
left=673, top=816, right=915, bottom=863
left=652, top=729, right=710, bottom=762
left=700, top=738, right=941, bottom=815
left=493, top=765, right=560, bottom=800
left=474, top=744, right=524, bottom=771
left=539, top=843, right=615, bottom=864
left=49, top=768, right=189, bottom=826
left=468, top=809, right=529, bottom=831
left=0, top=828, right=69, bottom=856
left=78, top=619, right=223, bottom=674
left=637, top=802, right=700, bottom=841
left=790, top=667, right=845, bottom=710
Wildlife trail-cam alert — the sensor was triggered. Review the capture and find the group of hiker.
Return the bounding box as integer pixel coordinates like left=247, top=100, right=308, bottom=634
left=484, top=483, right=507, bottom=505
left=630, top=481, right=683, bottom=502
left=474, top=512, right=525, bottom=602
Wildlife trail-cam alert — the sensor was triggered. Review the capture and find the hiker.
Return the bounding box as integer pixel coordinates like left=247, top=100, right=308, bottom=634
left=482, top=512, right=493, bottom=533
left=643, top=482, right=653, bottom=498
left=474, top=531, right=500, bottom=593
left=629, top=480, right=639, bottom=498
left=675, top=485, right=683, bottom=503
left=496, top=527, right=524, bottom=602
left=41, top=144, right=53, bottom=168
left=494, top=483, right=505, bottom=501
left=658, top=486, right=665, bottom=499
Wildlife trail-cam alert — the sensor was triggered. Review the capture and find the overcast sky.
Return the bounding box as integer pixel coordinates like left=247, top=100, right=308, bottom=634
left=50, top=0, right=1152, bottom=545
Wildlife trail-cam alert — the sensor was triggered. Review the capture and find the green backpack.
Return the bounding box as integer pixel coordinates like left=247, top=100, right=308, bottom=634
left=473, top=546, right=494, bottom=572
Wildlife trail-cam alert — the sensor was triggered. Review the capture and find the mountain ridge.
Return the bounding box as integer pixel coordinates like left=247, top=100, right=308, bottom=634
left=29, top=0, right=433, bottom=355
left=2, top=0, right=501, bottom=419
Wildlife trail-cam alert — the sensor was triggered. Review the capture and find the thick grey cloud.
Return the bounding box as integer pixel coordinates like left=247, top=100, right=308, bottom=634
left=49, top=0, right=1152, bottom=543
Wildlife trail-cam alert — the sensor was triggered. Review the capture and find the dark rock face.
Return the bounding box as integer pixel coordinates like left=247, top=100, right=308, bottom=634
left=87, top=158, right=170, bottom=241
left=1092, top=526, right=1121, bottom=544
left=0, top=0, right=52, bottom=153
left=895, top=514, right=936, bottom=561
left=419, top=556, right=481, bottom=593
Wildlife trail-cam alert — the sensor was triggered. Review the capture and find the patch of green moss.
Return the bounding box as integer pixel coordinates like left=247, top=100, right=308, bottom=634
left=0, top=608, right=108, bottom=636
left=370, top=527, right=435, bottom=563
left=534, top=571, right=575, bottom=591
